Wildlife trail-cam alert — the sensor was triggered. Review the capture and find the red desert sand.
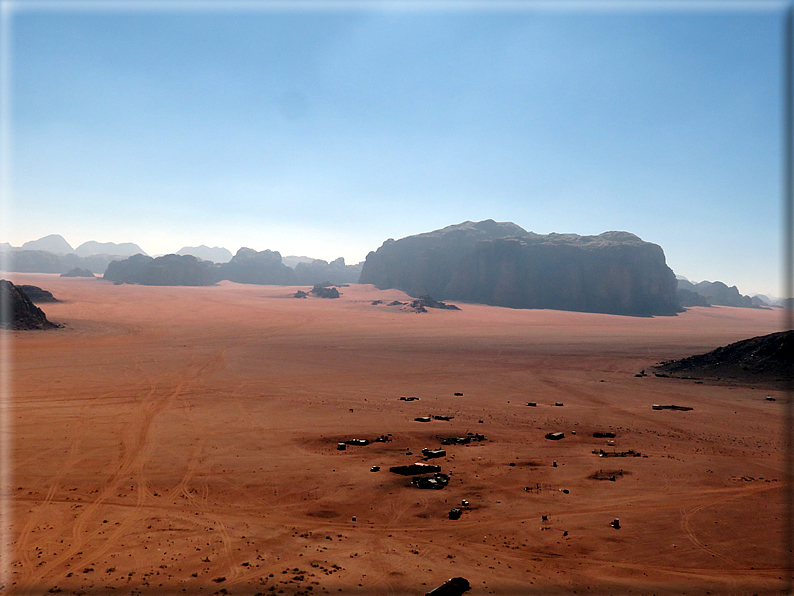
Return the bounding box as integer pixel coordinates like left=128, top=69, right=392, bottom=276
left=3, top=273, right=789, bottom=595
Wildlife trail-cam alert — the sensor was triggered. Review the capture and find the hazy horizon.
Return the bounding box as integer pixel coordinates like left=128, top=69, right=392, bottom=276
left=3, top=2, right=787, bottom=298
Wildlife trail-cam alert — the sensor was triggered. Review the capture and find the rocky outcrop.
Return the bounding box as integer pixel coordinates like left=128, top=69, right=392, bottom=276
left=677, top=279, right=755, bottom=308
left=61, top=268, right=96, bottom=278
left=293, top=257, right=363, bottom=285
left=18, top=285, right=59, bottom=303
left=104, top=254, right=216, bottom=286
left=653, top=331, right=793, bottom=389
left=310, top=284, right=340, bottom=298
left=216, top=248, right=295, bottom=285
left=360, top=221, right=680, bottom=316
left=75, top=241, right=146, bottom=258
left=0, top=280, right=58, bottom=329
left=408, top=296, right=460, bottom=312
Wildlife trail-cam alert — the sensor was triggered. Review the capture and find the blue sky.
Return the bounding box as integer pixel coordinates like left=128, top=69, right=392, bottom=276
left=3, top=1, right=787, bottom=297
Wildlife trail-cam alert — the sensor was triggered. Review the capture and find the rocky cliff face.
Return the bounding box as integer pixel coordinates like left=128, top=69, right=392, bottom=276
left=0, top=280, right=58, bottom=329
left=359, top=222, right=680, bottom=316
left=359, top=220, right=528, bottom=298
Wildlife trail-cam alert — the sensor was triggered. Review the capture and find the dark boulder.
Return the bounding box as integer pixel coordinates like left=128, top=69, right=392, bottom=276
left=426, top=577, right=471, bottom=596
left=311, top=284, right=340, bottom=299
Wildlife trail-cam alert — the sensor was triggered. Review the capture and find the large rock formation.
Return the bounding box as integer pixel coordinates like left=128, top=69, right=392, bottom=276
left=104, top=254, right=216, bottom=286
left=677, top=279, right=756, bottom=308
left=0, top=280, right=58, bottom=329
left=293, top=257, right=363, bottom=285
left=18, top=285, right=59, bottom=303
left=653, top=330, right=793, bottom=389
left=21, top=234, right=74, bottom=254
left=359, top=221, right=680, bottom=316
left=75, top=240, right=146, bottom=258
left=215, top=248, right=295, bottom=285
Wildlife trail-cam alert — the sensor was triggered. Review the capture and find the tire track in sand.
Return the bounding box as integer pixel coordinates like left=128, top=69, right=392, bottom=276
left=17, top=350, right=227, bottom=593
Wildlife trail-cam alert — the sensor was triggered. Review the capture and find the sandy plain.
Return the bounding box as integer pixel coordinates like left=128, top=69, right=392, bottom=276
left=2, top=272, right=790, bottom=596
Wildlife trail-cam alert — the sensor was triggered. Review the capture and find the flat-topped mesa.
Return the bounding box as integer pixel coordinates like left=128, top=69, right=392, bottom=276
left=359, top=220, right=681, bottom=316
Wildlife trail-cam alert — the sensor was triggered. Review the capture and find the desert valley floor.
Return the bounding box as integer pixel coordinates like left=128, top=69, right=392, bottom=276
left=3, top=273, right=791, bottom=595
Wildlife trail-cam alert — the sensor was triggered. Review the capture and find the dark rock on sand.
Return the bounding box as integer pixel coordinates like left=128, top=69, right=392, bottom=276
left=61, top=268, right=95, bottom=278
left=104, top=254, right=216, bottom=286
left=18, top=285, right=59, bottom=303
left=0, top=280, right=58, bottom=329
left=653, top=330, right=793, bottom=389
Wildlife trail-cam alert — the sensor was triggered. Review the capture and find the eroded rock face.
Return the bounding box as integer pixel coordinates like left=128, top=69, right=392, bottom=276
left=0, top=280, right=58, bottom=329
left=359, top=221, right=680, bottom=316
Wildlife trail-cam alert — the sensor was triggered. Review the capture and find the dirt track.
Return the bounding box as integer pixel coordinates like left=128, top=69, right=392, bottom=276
left=4, top=273, right=789, bottom=595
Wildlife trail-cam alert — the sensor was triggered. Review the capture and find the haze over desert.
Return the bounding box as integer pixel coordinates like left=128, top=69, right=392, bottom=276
left=3, top=273, right=790, bottom=595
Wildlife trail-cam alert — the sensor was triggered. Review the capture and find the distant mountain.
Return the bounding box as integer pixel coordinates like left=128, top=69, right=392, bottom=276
left=22, top=234, right=74, bottom=255
left=176, top=245, right=233, bottom=263
left=75, top=241, right=146, bottom=258
left=104, top=254, right=216, bottom=286
left=677, top=279, right=757, bottom=308
left=217, top=248, right=295, bottom=285
left=359, top=220, right=680, bottom=316
left=293, top=257, right=363, bottom=285
left=3, top=250, right=122, bottom=275
left=103, top=248, right=363, bottom=287
left=282, top=255, right=317, bottom=269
